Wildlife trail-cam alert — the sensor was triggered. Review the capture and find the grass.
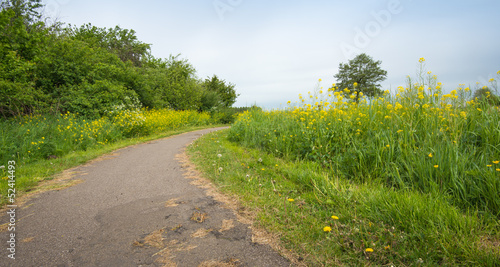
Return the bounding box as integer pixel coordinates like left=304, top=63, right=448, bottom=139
left=188, top=129, right=500, bottom=266
left=0, top=108, right=222, bottom=206
left=187, top=62, right=500, bottom=266
left=228, top=66, right=500, bottom=219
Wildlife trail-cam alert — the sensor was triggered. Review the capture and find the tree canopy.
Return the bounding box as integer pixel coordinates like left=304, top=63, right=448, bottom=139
left=0, top=0, right=238, bottom=118
left=333, top=53, right=387, bottom=103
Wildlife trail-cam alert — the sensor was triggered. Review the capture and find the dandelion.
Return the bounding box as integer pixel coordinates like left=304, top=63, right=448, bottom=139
left=288, top=198, right=294, bottom=202
left=258, top=158, right=263, bottom=162
left=493, top=161, right=499, bottom=164
left=487, top=165, right=492, bottom=167
left=217, top=154, right=222, bottom=158
left=497, top=169, right=500, bottom=172
left=218, top=167, right=223, bottom=172
left=384, top=245, right=390, bottom=250
left=365, top=248, right=374, bottom=252
left=261, top=168, right=265, bottom=171
left=397, top=129, right=403, bottom=133
left=323, top=226, right=332, bottom=232
left=428, top=153, right=433, bottom=157
left=331, top=215, right=339, bottom=220
left=434, top=165, right=439, bottom=168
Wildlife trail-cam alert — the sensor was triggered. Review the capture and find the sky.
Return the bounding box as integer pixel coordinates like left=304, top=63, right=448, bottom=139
left=41, top=0, right=500, bottom=109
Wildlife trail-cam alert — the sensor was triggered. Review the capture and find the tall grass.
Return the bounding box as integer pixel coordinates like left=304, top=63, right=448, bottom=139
left=0, top=108, right=211, bottom=165
left=229, top=63, right=500, bottom=218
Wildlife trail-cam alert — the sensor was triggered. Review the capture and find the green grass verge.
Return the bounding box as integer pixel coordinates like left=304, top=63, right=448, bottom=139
left=0, top=124, right=225, bottom=206
left=188, top=129, right=500, bottom=266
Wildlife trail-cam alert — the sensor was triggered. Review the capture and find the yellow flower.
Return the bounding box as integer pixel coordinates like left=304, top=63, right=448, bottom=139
left=365, top=248, right=374, bottom=252
left=384, top=245, right=390, bottom=250
left=397, top=130, right=403, bottom=133
left=331, top=215, right=339, bottom=220
left=428, top=153, right=433, bottom=158
left=497, top=169, right=500, bottom=172
left=287, top=198, right=294, bottom=202
left=493, top=161, right=499, bottom=164
left=353, top=82, right=358, bottom=87
left=434, top=165, right=439, bottom=168
left=487, top=165, right=492, bottom=167
left=323, top=226, right=332, bottom=232
left=318, top=78, right=322, bottom=82
left=419, top=57, right=425, bottom=63
left=489, top=78, right=495, bottom=82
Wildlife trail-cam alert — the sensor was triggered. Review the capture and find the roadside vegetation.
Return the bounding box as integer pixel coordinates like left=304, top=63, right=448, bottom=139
left=189, top=60, right=500, bottom=266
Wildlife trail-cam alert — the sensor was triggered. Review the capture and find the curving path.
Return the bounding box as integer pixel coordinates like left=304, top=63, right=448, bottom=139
left=1, top=127, right=290, bottom=267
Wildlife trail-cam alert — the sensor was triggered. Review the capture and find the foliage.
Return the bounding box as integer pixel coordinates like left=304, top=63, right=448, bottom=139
left=65, top=23, right=151, bottom=67
left=0, top=0, right=239, bottom=118
left=473, top=86, right=500, bottom=105
left=333, top=53, right=387, bottom=103
left=200, top=75, right=238, bottom=111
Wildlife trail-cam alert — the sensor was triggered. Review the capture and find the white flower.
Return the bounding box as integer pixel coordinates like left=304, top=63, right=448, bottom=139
left=246, top=174, right=250, bottom=178
left=258, top=158, right=263, bottom=162
left=218, top=167, right=223, bottom=172
left=0, top=166, right=4, bottom=169
left=217, top=154, right=222, bottom=158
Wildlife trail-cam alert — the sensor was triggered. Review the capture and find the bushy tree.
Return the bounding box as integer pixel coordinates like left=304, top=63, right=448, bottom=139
left=334, top=53, right=387, bottom=103
left=65, top=23, right=151, bottom=67
left=473, top=87, right=500, bottom=105
left=201, top=75, right=238, bottom=110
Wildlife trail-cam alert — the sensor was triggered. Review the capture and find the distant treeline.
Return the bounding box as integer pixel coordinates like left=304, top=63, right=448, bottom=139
left=0, top=0, right=239, bottom=118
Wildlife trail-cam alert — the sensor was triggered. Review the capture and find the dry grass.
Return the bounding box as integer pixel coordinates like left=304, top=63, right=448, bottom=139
left=191, top=211, right=208, bottom=223
left=165, top=198, right=180, bottom=208
left=198, top=258, right=241, bottom=267
left=191, top=228, right=213, bottom=238
left=220, top=219, right=234, bottom=232
left=144, top=229, right=165, bottom=249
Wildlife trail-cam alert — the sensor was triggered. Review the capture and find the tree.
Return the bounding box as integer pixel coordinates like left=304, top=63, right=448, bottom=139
left=472, top=87, right=500, bottom=105
left=201, top=75, right=238, bottom=109
left=65, top=23, right=151, bottom=67
left=333, top=53, right=387, bottom=103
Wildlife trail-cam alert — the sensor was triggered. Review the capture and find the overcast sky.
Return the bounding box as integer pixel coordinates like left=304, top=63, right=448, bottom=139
left=42, top=0, right=500, bottom=109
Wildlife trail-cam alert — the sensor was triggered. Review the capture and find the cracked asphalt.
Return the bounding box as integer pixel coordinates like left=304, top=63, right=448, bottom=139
left=0, top=127, right=290, bottom=267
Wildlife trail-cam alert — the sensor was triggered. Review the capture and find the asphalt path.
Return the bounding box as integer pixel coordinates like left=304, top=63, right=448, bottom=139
left=1, top=127, right=290, bottom=267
